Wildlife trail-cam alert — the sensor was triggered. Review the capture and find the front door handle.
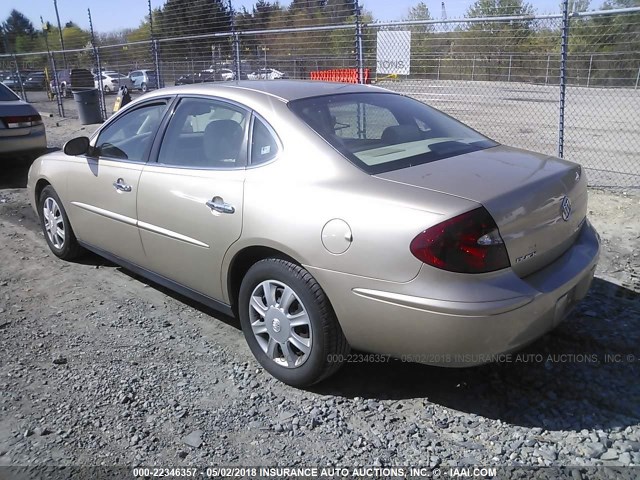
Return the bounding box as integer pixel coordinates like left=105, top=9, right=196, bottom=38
left=206, top=196, right=235, bottom=214
left=113, top=178, right=132, bottom=192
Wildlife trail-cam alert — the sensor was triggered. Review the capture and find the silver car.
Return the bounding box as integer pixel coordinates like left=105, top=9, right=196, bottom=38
left=128, top=69, right=157, bottom=92
left=0, top=82, right=47, bottom=157
left=27, top=81, right=599, bottom=386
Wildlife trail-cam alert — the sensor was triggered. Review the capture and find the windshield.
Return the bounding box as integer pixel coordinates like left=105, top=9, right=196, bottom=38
left=0, top=83, right=19, bottom=101
left=289, top=92, right=497, bottom=174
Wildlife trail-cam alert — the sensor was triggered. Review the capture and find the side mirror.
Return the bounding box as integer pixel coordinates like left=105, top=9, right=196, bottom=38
left=63, top=136, right=90, bottom=156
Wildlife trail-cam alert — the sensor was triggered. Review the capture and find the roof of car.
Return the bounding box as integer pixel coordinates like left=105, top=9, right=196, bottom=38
left=152, top=80, right=389, bottom=103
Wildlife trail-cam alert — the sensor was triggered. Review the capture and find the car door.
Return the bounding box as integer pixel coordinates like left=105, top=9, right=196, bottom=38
left=130, top=71, right=140, bottom=88
left=64, top=98, right=171, bottom=265
left=136, top=96, right=248, bottom=302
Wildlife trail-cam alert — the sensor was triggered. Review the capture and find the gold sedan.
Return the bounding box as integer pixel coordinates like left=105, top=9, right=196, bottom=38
left=28, top=81, right=599, bottom=386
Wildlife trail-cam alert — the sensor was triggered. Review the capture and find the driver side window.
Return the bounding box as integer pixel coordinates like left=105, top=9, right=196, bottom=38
left=95, top=102, right=167, bottom=161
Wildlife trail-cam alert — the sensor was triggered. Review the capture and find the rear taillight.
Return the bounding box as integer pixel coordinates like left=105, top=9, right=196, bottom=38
left=2, top=114, right=42, bottom=129
left=410, top=207, right=510, bottom=274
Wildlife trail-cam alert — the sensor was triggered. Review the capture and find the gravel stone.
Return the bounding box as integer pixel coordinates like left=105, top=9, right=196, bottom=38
left=52, top=355, right=67, bottom=365
left=182, top=430, right=203, bottom=448
left=600, top=448, right=619, bottom=460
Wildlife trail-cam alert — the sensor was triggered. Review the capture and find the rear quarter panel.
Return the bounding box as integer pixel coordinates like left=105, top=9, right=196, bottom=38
left=223, top=109, right=480, bottom=298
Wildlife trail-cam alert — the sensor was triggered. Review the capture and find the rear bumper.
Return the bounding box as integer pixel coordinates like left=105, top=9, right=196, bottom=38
left=306, top=220, right=600, bottom=365
left=0, top=127, right=47, bottom=155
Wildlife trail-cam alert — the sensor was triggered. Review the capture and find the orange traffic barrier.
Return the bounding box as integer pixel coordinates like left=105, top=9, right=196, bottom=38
left=310, top=68, right=371, bottom=84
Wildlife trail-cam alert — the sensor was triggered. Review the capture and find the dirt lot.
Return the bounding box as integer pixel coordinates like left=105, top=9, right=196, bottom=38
left=0, top=113, right=639, bottom=474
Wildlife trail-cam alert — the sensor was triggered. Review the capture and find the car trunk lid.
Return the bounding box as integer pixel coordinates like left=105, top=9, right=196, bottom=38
left=0, top=101, right=42, bottom=137
left=375, top=145, right=587, bottom=277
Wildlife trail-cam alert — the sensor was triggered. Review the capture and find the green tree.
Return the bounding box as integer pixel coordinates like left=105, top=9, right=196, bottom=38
left=156, top=0, right=232, bottom=67
left=457, top=0, right=536, bottom=80
left=2, top=9, right=36, bottom=53
left=156, top=0, right=231, bottom=38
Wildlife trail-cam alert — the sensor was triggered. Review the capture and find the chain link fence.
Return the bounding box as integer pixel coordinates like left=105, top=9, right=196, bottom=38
left=1, top=3, right=638, bottom=187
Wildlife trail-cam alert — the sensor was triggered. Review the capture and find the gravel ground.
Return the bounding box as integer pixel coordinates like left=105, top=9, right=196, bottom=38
left=0, top=114, right=639, bottom=474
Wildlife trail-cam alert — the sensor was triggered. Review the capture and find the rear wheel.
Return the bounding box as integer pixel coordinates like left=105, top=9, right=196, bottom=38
left=141, top=82, right=148, bottom=93
left=38, top=186, right=83, bottom=260
left=238, top=258, right=349, bottom=387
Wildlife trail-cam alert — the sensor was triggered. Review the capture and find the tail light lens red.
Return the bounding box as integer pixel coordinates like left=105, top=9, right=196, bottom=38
left=2, top=114, right=43, bottom=129
left=410, top=207, right=511, bottom=274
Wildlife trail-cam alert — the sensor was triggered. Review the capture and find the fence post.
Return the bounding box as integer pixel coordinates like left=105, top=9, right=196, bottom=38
left=545, top=54, right=550, bottom=85
left=88, top=8, right=106, bottom=122
left=636, top=66, right=640, bottom=89
left=13, top=55, right=28, bottom=102
left=586, top=54, right=593, bottom=87
left=558, top=0, right=570, bottom=159
left=355, top=0, right=364, bottom=84
left=50, top=53, right=65, bottom=117
left=227, top=0, right=241, bottom=81
left=53, top=0, right=68, bottom=70
left=471, top=55, right=476, bottom=81
left=41, top=16, right=64, bottom=117
left=153, top=40, right=162, bottom=87
left=148, top=0, right=162, bottom=88
left=437, top=57, right=441, bottom=80
left=508, top=55, right=512, bottom=82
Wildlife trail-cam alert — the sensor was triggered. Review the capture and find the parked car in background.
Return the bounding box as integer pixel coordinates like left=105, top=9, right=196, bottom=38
left=129, top=70, right=157, bottom=92
left=216, top=68, right=235, bottom=81
left=175, top=71, right=224, bottom=86
left=27, top=81, right=599, bottom=387
left=50, top=68, right=94, bottom=97
left=1, top=73, right=27, bottom=90
left=94, top=72, right=133, bottom=93
left=247, top=68, right=287, bottom=80
left=24, top=72, right=48, bottom=91
left=0, top=82, right=46, bottom=158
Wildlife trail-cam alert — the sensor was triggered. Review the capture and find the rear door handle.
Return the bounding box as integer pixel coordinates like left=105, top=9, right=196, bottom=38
left=113, top=178, right=132, bottom=192
left=206, top=196, right=235, bottom=214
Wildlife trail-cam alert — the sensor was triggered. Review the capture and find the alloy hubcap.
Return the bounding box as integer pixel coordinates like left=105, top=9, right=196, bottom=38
left=249, top=279, right=312, bottom=368
left=43, top=197, right=65, bottom=249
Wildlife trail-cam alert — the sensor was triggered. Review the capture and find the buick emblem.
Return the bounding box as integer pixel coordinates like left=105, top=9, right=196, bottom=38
left=560, top=196, right=572, bottom=222
left=272, top=318, right=281, bottom=333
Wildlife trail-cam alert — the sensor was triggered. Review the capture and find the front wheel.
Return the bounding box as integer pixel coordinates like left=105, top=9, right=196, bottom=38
left=38, top=185, right=83, bottom=260
left=238, top=259, right=349, bottom=387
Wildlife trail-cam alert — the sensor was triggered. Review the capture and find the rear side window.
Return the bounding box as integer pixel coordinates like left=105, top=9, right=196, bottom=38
left=250, top=117, right=279, bottom=165
left=157, top=97, right=247, bottom=169
left=289, top=93, right=497, bottom=175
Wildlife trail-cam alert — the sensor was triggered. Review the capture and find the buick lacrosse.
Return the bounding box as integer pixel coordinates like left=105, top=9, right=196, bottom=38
left=28, top=81, right=599, bottom=386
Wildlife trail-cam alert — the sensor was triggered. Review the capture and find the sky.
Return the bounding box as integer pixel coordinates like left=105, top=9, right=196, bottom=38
left=1, top=0, right=599, bottom=34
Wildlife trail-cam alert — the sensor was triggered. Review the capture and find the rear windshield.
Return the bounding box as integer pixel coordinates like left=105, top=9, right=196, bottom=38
left=0, top=83, right=19, bottom=101
left=289, top=92, right=497, bottom=174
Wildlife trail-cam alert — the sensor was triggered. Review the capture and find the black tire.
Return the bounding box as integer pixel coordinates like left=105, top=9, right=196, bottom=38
left=238, top=258, right=349, bottom=387
left=140, top=82, right=148, bottom=93
left=38, top=185, right=84, bottom=260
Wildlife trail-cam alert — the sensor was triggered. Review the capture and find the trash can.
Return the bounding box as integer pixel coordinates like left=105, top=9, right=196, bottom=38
left=72, top=88, right=102, bottom=125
